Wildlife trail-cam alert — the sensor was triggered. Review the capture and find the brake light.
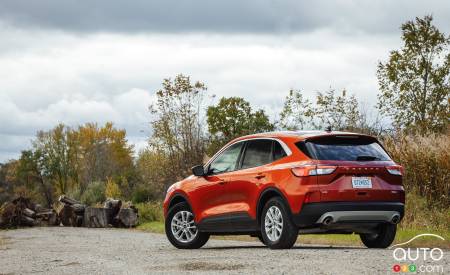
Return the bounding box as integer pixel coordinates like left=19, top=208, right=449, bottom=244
left=386, top=165, right=403, bottom=176
left=291, top=165, right=337, bottom=177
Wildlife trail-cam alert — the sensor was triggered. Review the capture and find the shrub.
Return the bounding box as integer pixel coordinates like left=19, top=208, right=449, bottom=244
left=131, top=186, right=156, bottom=204
left=135, top=201, right=164, bottom=224
left=80, top=181, right=106, bottom=206
left=105, top=177, right=122, bottom=199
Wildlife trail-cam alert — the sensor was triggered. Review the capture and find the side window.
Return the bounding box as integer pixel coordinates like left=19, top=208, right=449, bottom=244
left=208, top=142, right=244, bottom=174
left=273, top=141, right=287, bottom=161
left=241, top=139, right=273, bottom=169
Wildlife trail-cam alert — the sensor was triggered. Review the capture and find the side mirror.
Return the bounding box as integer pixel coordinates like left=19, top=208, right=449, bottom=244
left=192, top=165, right=206, bottom=177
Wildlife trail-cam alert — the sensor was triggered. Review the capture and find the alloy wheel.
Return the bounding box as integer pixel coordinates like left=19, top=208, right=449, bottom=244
left=171, top=210, right=198, bottom=243
left=264, top=206, right=283, bottom=242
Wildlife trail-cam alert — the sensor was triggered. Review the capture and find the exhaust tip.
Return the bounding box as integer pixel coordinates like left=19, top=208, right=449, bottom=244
left=322, top=216, right=333, bottom=225
left=391, top=214, right=400, bottom=224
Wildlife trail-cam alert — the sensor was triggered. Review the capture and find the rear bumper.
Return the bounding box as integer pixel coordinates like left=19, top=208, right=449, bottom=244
left=292, top=201, right=404, bottom=228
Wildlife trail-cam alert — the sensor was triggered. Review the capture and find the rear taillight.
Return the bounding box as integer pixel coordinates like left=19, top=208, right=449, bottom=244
left=291, top=165, right=337, bottom=177
left=386, top=165, right=403, bottom=176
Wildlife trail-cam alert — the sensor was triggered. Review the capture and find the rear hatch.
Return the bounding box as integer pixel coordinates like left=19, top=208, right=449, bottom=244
left=296, top=134, right=404, bottom=202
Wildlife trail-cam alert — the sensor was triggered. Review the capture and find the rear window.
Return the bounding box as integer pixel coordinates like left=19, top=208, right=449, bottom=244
left=296, top=136, right=391, bottom=161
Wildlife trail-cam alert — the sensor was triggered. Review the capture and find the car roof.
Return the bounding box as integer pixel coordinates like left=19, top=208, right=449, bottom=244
left=232, top=130, right=371, bottom=143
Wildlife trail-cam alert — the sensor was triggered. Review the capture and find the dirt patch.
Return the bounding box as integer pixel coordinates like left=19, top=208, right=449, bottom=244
left=180, top=262, right=245, bottom=271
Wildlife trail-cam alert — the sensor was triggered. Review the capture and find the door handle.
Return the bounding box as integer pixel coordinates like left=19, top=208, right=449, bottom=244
left=255, top=174, right=266, bottom=180
left=218, top=179, right=226, bottom=185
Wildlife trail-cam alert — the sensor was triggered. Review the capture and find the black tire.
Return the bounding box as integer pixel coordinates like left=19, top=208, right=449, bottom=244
left=360, top=223, right=396, bottom=248
left=260, top=197, right=298, bottom=249
left=165, top=202, right=209, bottom=249
left=257, top=235, right=266, bottom=245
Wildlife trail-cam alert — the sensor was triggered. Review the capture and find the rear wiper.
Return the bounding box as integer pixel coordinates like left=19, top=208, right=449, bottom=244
left=356, top=155, right=379, bottom=161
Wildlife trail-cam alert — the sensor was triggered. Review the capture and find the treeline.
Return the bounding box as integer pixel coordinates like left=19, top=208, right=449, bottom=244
left=0, top=15, right=449, bottom=218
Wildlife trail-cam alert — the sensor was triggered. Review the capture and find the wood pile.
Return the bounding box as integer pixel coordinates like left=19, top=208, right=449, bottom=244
left=0, top=197, right=59, bottom=228
left=58, top=196, right=138, bottom=228
left=0, top=195, right=138, bottom=229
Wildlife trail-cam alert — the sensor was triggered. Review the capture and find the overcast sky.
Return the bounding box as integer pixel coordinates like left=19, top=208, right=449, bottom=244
left=0, top=0, right=449, bottom=162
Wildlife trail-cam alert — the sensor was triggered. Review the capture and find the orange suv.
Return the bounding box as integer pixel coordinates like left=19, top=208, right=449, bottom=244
left=164, top=131, right=405, bottom=249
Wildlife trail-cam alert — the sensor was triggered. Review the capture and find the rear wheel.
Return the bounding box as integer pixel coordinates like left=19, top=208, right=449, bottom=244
left=260, top=197, right=298, bottom=249
left=165, top=202, right=209, bottom=249
left=360, top=223, right=396, bottom=248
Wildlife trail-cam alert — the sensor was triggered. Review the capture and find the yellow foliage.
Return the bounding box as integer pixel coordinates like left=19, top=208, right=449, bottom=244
left=105, top=177, right=121, bottom=199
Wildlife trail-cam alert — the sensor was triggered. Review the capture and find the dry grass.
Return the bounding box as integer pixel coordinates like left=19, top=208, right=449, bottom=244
left=383, top=134, right=450, bottom=207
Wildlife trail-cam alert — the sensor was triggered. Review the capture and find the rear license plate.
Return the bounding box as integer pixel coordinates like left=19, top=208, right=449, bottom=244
left=352, top=177, right=372, bottom=188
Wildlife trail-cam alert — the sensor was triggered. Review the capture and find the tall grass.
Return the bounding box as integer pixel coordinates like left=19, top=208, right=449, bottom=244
left=383, top=134, right=450, bottom=207
left=135, top=201, right=164, bottom=224
left=383, top=134, right=450, bottom=230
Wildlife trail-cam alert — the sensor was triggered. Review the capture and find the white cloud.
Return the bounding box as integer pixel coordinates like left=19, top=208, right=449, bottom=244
left=0, top=24, right=405, bottom=162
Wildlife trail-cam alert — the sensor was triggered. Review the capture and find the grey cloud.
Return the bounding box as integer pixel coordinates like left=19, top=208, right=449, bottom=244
left=1, top=0, right=449, bottom=34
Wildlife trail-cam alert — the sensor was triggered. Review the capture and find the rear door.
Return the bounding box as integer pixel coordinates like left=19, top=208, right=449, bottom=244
left=298, top=135, right=404, bottom=202
left=225, top=139, right=275, bottom=219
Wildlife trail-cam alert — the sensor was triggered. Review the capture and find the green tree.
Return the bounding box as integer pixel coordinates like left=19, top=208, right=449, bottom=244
left=206, top=97, right=274, bottom=153
left=377, top=15, right=450, bottom=134
left=279, top=89, right=362, bottom=131
left=279, top=89, right=314, bottom=130
left=149, top=74, right=207, bottom=184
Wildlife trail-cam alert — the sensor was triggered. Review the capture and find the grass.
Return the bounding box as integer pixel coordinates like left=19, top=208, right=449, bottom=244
left=137, top=221, right=450, bottom=249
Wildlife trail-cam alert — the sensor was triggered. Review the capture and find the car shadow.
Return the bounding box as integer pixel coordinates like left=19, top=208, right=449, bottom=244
left=204, top=245, right=364, bottom=250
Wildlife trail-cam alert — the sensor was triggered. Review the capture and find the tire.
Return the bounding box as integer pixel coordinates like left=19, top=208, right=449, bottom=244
left=360, top=223, right=396, bottom=248
left=260, top=197, right=298, bottom=249
left=165, top=202, right=209, bottom=249
left=257, top=235, right=266, bottom=245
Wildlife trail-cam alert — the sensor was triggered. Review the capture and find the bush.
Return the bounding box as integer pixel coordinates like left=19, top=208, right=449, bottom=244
left=80, top=181, right=106, bottom=206
left=135, top=201, right=164, bottom=224
left=383, top=134, right=450, bottom=207
left=132, top=186, right=156, bottom=204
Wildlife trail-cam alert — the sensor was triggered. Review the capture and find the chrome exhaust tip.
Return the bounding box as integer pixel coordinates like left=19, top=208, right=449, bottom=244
left=391, top=214, right=400, bottom=224
left=322, top=216, right=334, bottom=225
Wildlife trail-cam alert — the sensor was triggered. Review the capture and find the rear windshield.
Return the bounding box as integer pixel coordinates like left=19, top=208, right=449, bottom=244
left=296, top=136, right=391, bottom=161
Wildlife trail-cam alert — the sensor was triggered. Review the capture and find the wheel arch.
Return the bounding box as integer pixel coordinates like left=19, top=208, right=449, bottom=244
left=256, top=187, right=292, bottom=226
left=167, top=193, right=193, bottom=214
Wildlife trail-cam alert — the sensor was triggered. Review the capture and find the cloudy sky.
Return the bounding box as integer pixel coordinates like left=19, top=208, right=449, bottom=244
left=1, top=0, right=449, bottom=162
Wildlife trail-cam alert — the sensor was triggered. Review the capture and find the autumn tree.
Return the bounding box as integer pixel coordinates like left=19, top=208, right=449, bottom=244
left=149, top=74, right=207, bottom=185
left=206, top=97, right=274, bottom=153
left=377, top=15, right=450, bottom=134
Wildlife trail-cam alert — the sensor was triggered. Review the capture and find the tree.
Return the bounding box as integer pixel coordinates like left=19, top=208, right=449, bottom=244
left=279, top=89, right=313, bottom=130
left=377, top=15, right=450, bottom=134
left=206, top=97, right=274, bottom=153
left=149, top=74, right=207, bottom=184
left=279, top=89, right=363, bottom=131
left=314, top=89, right=361, bottom=131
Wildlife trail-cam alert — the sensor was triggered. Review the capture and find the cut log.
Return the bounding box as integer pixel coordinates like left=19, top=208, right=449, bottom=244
left=116, top=208, right=138, bottom=228
left=23, top=208, right=35, bottom=218
left=104, top=199, right=122, bottom=225
left=71, top=204, right=86, bottom=215
left=20, top=215, right=35, bottom=226
left=58, top=204, right=77, bottom=226
left=58, top=195, right=81, bottom=206
left=83, top=207, right=111, bottom=228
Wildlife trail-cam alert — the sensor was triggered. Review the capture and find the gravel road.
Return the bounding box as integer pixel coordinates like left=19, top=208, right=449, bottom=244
left=0, top=227, right=448, bottom=275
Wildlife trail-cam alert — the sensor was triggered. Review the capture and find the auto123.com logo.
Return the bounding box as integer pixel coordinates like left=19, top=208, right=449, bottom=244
left=390, top=234, right=446, bottom=273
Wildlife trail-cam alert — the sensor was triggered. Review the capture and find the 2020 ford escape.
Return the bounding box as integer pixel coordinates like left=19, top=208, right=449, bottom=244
left=164, top=131, right=404, bottom=249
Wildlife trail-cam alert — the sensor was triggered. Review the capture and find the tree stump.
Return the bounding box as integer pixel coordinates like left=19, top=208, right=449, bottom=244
left=116, top=208, right=138, bottom=228
left=83, top=207, right=111, bottom=228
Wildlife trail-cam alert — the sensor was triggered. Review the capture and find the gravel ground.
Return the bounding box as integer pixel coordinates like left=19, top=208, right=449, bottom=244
left=0, top=227, right=448, bottom=275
